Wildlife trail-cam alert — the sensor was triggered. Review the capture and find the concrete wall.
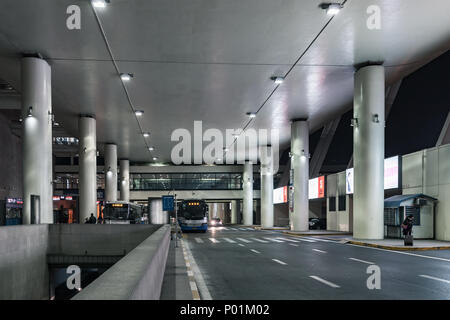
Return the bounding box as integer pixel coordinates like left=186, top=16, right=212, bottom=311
left=48, top=224, right=160, bottom=256
left=72, top=225, right=170, bottom=300
left=402, top=144, right=450, bottom=240
left=0, top=225, right=49, bottom=299
left=326, top=172, right=352, bottom=231
left=0, top=113, right=22, bottom=199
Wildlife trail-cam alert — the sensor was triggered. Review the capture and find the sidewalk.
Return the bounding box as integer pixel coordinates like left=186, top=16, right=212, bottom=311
left=346, top=238, right=450, bottom=251
left=160, top=239, right=193, bottom=300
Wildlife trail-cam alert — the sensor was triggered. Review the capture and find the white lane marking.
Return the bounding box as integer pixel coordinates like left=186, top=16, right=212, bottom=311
left=236, top=238, right=252, bottom=243
left=309, top=276, right=340, bottom=288
left=289, top=243, right=299, bottom=247
left=182, top=240, right=213, bottom=300
left=209, top=238, right=220, bottom=243
left=263, top=237, right=284, bottom=243
left=251, top=238, right=269, bottom=243
left=349, top=257, right=375, bottom=265
left=312, top=249, right=327, bottom=254
left=194, top=238, right=204, bottom=243
left=223, top=238, right=236, bottom=243
left=272, top=259, right=287, bottom=265
left=303, top=237, right=332, bottom=242
left=277, top=237, right=300, bottom=243
left=251, top=249, right=260, bottom=254
left=238, top=243, right=245, bottom=247
left=221, top=227, right=228, bottom=230
left=419, top=274, right=450, bottom=284
left=228, top=227, right=237, bottom=230
left=347, top=243, right=450, bottom=263
left=295, top=237, right=316, bottom=243
left=245, top=228, right=254, bottom=231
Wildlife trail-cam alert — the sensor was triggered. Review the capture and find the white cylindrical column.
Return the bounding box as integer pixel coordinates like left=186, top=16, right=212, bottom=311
left=291, top=120, right=309, bottom=231
left=150, top=199, right=168, bottom=224
left=231, top=200, right=237, bottom=224
left=79, top=115, right=97, bottom=223
left=119, top=159, right=130, bottom=202
left=353, top=65, right=385, bottom=240
left=104, top=144, right=118, bottom=203
left=260, top=146, right=274, bottom=228
left=21, top=57, right=53, bottom=224
left=242, top=161, right=253, bottom=225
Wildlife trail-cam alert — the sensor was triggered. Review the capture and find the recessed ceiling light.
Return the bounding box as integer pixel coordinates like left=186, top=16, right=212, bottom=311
left=323, top=3, right=342, bottom=15
left=223, top=147, right=229, bottom=152
left=92, top=0, right=108, bottom=8
left=247, top=112, right=257, bottom=118
left=272, top=76, right=284, bottom=84
left=54, top=122, right=60, bottom=126
left=143, top=132, right=150, bottom=137
left=152, top=157, right=158, bottom=161
left=120, top=73, right=133, bottom=81
left=135, top=110, right=144, bottom=116
left=148, top=146, right=154, bottom=151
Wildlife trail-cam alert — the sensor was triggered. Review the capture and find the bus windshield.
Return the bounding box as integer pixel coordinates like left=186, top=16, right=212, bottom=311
left=104, top=204, right=129, bottom=220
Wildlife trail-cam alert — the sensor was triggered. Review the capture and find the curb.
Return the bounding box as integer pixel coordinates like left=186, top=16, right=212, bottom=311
left=283, top=231, right=352, bottom=237
left=347, top=240, right=450, bottom=251
left=180, top=241, right=201, bottom=300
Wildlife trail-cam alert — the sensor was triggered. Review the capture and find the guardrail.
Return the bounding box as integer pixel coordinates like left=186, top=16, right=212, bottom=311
left=72, top=224, right=171, bottom=300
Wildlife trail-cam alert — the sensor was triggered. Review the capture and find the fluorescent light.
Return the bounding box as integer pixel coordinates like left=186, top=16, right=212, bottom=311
left=273, top=77, right=284, bottom=84
left=247, top=112, right=256, bottom=118
left=120, top=73, right=133, bottom=81
left=135, top=110, right=144, bottom=116
left=152, top=157, right=158, bottom=161
left=92, top=0, right=107, bottom=8
left=148, top=147, right=154, bottom=151
left=326, top=3, right=341, bottom=15
left=143, top=132, right=150, bottom=137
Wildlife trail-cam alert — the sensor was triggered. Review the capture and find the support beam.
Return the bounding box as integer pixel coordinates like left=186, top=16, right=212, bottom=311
left=231, top=200, right=237, bottom=224
left=309, top=117, right=340, bottom=178
left=242, top=161, right=253, bottom=225
left=104, top=144, right=118, bottom=202
left=260, top=146, right=274, bottom=228
left=78, top=115, right=97, bottom=223
left=21, top=57, right=53, bottom=224
left=353, top=65, right=385, bottom=240
left=119, top=159, right=130, bottom=202
left=291, top=120, right=309, bottom=231
left=436, top=110, right=450, bottom=147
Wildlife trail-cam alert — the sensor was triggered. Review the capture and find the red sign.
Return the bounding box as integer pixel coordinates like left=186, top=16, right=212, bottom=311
left=318, top=176, right=325, bottom=198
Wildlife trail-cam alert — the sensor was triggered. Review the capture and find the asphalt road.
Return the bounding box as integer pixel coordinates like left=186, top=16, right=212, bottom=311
left=182, top=226, right=450, bottom=300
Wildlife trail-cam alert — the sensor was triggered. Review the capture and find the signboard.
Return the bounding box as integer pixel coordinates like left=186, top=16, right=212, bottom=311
left=162, top=195, right=175, bottom=211
left=308, top=176, right=325, bottom=199
left=346, top=156, right=400, bottom=194
left=273, top=186, right=288, bottom=204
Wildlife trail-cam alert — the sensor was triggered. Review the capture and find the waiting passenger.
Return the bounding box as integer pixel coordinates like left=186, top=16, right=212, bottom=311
left=401, top=214, right=414, bottom=236
left=97, top=215, right=103, bottom=224
left=89, top=213, right=97, bottom=224
left=84, top=217, right=89, bottom=224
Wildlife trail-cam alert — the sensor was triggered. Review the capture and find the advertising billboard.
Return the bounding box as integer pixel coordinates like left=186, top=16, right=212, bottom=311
left=273, top=186, right=288, bottom=204
left=346, top=156, right=400, bottom=194
left=308, top=176, right=325, bottom=199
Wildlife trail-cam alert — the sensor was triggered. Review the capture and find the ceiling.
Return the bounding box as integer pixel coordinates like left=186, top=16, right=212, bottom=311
left=0, top=0, right=448, bottom=163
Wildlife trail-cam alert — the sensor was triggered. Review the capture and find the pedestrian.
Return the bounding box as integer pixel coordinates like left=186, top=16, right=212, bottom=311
left=401, top=214, right=414, bottom=236
left=89, top=213, right=97, bottom=224
left=97, top=214, right=103, bottom=224
left=84, top=217, right=89, bottom=224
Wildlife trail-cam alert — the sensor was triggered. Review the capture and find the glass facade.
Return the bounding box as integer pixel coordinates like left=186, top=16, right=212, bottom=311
left=130, top=173, right=244, bottom=190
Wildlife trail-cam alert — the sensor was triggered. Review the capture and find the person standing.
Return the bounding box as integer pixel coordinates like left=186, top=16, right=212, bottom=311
left=401, top=214, right=414, bottom=236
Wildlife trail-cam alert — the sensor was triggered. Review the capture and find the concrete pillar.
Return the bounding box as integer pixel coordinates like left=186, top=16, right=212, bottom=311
left=231, top=200, right=237, bottom=224
left=104, top=144, right=118, bottom=202
left=291, top=120, right=309, bottom=231
left=260, top=146, right=274, bottom=228
left=353, top=65, right=385, bottom=239
left=79, top=116, right=97, bottom=223
left=119, top=159, right=130, bottom=202
left=21, top=57, right=53, bottom=224
left=150, top=199, right=168, bottom=224
left=242, top=161, right=253, bottom=225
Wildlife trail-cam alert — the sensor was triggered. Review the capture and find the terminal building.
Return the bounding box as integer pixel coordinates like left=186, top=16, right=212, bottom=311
left=0, top=0, right=449, bottom=301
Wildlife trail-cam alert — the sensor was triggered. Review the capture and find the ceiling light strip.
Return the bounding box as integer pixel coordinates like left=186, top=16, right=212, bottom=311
left=225, top=0, right=347, bottom=154
left=90, top=4, right=154, bottom=157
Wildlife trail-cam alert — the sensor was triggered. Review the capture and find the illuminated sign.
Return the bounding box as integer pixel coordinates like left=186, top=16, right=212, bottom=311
left=112, top=203, right=124, bottom=207
left=308, top=176, right=325, bottom=199
left=273, top=186, right=288, bottom=204
left=346, top=156, right=400, bottom=194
